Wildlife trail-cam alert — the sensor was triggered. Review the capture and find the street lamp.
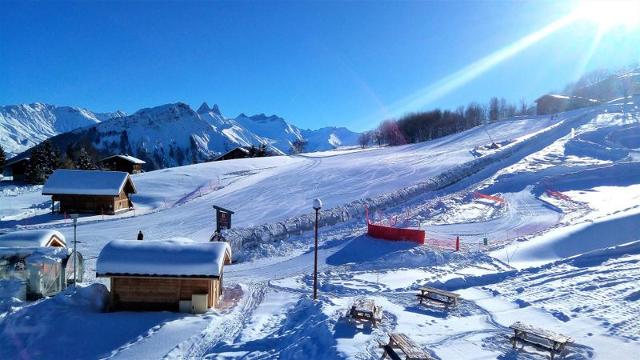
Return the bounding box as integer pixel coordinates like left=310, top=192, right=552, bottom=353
left=312, top=198, right=322, bottom=300
left=70, top=213, right=79, bottom=287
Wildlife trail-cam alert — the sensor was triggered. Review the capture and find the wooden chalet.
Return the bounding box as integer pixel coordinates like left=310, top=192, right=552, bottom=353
left=96, top=239, right=232, bottom=313
left=535, top=94, right=599, bottom=115
left=214, top=147, right=250, bottom=161
left=42, top=169, right=137, bottom=215
left=3, top=157, right=30, bottom=181
left=0, top=229, right=66, bottom=248
left=99, top=154, right=146, bottom=174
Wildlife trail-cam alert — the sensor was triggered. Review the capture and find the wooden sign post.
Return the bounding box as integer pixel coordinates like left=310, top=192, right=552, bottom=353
left=213, top=205, right=234, bottom=234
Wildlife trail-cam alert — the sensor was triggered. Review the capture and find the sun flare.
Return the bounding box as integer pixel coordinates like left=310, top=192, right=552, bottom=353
left=574, top=0, right=640, bottom=29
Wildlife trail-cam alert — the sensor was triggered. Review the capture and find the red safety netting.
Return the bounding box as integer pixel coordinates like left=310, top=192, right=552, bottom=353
left=473, top=191, right=505, bottom=204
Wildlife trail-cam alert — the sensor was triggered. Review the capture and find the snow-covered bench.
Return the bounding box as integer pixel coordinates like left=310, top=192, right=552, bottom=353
left=378, top=333, right=433, bottom=360
left=509, top=321, right=572, bottom=359
left=416, top=287, right=460, bottom=308
left=346, top=298, right=382, bottom=327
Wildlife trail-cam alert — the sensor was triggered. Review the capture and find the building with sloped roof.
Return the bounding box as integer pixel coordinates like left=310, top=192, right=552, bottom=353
left=96, top=238, right=232, bottom=312
left=42, top=169, right=137, bottom=215
left=99, top=154, right=146, bottom=174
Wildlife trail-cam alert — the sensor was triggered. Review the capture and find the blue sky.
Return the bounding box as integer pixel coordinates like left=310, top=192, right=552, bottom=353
left=1, top=1, right=639, bottom=131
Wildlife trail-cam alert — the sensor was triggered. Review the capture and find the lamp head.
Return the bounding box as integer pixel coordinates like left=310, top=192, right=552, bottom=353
left=312, top=198, right=322, bottom=210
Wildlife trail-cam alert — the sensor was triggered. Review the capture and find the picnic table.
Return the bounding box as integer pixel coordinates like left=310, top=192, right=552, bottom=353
left=347, top=298, right=382, bottom=326
left=379, top=333, right=433, bottom=360
left=416, top=287, right=460, bottom=308
left=510, top=321, right=572, bottom=359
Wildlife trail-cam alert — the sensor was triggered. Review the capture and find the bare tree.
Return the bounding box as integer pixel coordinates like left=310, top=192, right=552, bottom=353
left=358, top=132, right=372, bottom=148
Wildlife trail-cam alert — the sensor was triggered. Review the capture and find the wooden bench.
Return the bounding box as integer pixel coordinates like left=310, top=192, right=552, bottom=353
left=346, top=298, right=382, bottom=327
left=379, top=333, right=433, bottom=360
left=509, top=321, right=572, bottom=359
left=416, top=287, right=460, bottom=308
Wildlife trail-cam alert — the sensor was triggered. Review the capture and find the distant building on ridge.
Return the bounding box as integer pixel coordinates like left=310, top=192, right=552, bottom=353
left=535, top=94, right=599, bottom=115
left=99, top=154, right=146, bottom=174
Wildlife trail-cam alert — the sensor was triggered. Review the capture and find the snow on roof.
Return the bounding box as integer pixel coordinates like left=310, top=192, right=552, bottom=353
left=96, top=238, right=232, bottom=278
left=42, top=169, right=136, bottom=196
left=100, top=154, right=146, bottom=164
left=0, top=246, right=71, bottom=262
left=0, top=229, right=66, bottom=248
left=5, top=157, right=30, bottom=167
left=215, top=146, right=250, bottom=160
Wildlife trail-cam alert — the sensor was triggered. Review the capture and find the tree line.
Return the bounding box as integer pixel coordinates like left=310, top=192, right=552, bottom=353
left=358, top=97, right=534, bottom=148
left=0, top=141, right=100, bottom=184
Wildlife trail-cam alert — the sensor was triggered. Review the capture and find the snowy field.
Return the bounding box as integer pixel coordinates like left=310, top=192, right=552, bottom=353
left=1, top=98, right=640, bottom=359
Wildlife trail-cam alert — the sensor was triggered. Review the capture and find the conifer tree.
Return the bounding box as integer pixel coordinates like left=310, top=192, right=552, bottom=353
left=75, top=147, right=97, bottom=170
left=0, top=144, right=6, bottom=173
left=25, top=140, right=60, bottom=184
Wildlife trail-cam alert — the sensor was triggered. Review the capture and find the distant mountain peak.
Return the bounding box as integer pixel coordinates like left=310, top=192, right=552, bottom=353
left=211, top=104, right=221, bottom=116
left=197, top=102, right=211, bottom=113
left=197, top=102, right=222, bottom=116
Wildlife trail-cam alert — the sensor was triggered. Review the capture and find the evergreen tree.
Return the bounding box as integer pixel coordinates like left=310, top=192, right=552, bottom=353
left=257, top=143, right=268, bottom=157
left=25, top=140, right=60, bottom=184
left=0, top=144, right=5, bottom=173
left=248, top=145, right=257, bottom=157
left=75, top=147, right=97, bottom=170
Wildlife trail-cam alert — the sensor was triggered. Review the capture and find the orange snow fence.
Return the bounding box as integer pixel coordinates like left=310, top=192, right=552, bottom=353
left=365, top=206, right=425, bottom=245
left=367, top=222, right=425, bottom=245
left=473, top=191, right=505, bottom=204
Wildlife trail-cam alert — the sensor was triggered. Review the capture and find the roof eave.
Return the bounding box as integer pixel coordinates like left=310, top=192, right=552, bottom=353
left=96, top=273, right=220, bottom=279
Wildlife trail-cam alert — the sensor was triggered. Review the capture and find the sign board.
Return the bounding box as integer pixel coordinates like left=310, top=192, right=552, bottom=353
left=213, top=205, right=234, bottom=233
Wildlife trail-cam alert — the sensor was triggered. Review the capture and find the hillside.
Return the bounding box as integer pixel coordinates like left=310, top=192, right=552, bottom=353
left=2, top=97, right=639, bottom=359
left=0, top=103, right=125, bottom=157
left=6, top=102, right=360, bottom=169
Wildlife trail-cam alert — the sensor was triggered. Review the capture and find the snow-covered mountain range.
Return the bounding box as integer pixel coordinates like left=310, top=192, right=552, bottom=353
left=4, top=102, right=359, bottom=169
left=0, top=103, right=126, bottom=157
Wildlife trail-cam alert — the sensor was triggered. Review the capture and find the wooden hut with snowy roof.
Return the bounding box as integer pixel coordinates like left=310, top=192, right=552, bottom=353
left=99, top=154, right=146, bottom=174
left=0, top=229, right=66, bottom=248
left=42, top=169, right=137, bottom=215
left=3, top=157, right=30, bottom=182
left=96, top=238, right=232, bottom=313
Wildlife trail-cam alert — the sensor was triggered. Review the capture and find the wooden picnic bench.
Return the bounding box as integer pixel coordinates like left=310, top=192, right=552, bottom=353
left=416, top=287, right=460, bottom=308
left=378, top=333, right=433, bottom=360
left=347, top=298, right=382, bottom=327
left=510, top=321, right=572, bottom=359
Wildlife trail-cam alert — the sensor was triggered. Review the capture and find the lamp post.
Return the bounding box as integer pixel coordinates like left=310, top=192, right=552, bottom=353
left=70, top=213, right=79, bottom=287
left=312, top=198, right=322, bottom=300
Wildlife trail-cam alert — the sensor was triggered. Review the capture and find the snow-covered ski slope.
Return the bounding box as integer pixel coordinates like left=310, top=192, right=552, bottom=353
left=1, top=98, right=640, bottom=359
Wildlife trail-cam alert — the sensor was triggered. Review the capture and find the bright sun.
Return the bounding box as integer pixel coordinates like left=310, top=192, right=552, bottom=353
left=574, top=0, right=640, bottom=29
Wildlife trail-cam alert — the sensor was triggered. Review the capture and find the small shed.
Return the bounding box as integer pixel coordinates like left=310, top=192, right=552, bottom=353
left=42, top=169, right=137, bottom=215
left=99, top=154, right=146, bottom=174
left=96, top=238, right=232, bottom=312
left=214, top=147, right=250, bottom=161
left=3, top=157, right=30, bottom=182
left=0, top=229, right=66, bottom=248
